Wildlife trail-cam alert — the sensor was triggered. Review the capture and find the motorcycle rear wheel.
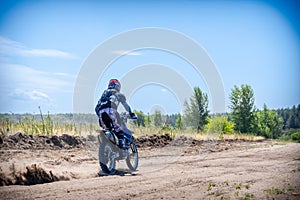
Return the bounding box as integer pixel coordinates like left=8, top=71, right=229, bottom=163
left=99, top=142, right=116, bottom=174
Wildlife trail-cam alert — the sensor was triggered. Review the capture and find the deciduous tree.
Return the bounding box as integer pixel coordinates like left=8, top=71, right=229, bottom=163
left=229, top=84, right=255, bottom=133
left=254, top=104, right=283, bottom=138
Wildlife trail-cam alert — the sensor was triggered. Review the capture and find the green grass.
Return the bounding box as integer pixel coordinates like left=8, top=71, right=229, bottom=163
left=244, top=192, right=255, bottom=200
left=245, top=183, right=251, bottom=190
left=234, top=191, right=239, bottom=197
left=264, top=187, right=286, bottom=196
left=235, top=183, right=242, bottom=190
left=207, top=182, right=216, bottom=191
left=223, top=180, right=229, bottom=186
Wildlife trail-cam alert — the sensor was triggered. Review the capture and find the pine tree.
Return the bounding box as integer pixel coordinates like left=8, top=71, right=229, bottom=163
left=153, top=110, right=162, bottom=127
left=175, top=113, right=182, bottom=130
left=184, top=87, right=209, bottom=132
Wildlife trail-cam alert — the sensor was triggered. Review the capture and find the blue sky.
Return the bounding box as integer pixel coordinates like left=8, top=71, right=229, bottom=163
left=0, top=0, right=299, bottom=114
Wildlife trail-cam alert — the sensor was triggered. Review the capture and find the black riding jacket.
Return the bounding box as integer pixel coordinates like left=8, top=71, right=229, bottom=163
left=95, top=89, right=132, bottom=116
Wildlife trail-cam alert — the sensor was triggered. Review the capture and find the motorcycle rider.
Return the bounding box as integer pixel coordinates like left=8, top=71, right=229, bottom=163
left=95, top=79, right=136, bottom=149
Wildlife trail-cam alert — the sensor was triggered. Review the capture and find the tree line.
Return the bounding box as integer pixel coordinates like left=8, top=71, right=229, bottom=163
left=131, top=84, right=300, bottom=141
left=277, top=105, right=300, bottom=130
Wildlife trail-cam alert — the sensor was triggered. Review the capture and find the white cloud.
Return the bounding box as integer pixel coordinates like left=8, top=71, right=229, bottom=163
left=161, top=88, right=167, bottom=92
left=9, top=89, right=56, bottom=112
left=14, top=89, right=50, bottom=101
left=112, top=50, right=141, bottom=56
left=1, top=63, right=75, bottom=93
left=0, top=36, right=78, bottom=59
left=28, top=90, right=49, bottom=101
left=22, top=49, right=78, bottom=59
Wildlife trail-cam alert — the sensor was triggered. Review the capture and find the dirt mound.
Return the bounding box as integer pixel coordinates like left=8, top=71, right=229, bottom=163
left=135, top=134, right=173, bottom=148
left=1, top=132, right=266, bottom=152
left=0, top=132, right=175, bottom=150
left=171, top=135, right=203, bottom=146
left=0, top=132, right=85, bottom=150
left=0, top=164, right=67, bottom=186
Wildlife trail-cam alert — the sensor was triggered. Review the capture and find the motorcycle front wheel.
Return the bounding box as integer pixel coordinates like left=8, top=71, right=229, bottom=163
left=126, top=141, right=139, bottom=171
left=99, top=141, right=116, bottom=174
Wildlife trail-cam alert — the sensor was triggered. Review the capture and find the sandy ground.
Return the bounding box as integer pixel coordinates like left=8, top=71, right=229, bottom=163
left=0, top=137, right=299, bottom=200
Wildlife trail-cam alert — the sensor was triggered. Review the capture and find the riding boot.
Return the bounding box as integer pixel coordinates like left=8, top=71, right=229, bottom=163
left=119, top=138, right=126, bottom=149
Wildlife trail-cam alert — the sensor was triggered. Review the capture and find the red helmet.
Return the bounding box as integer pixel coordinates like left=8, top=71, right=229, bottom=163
left=108, top=79, right=121, bottom=91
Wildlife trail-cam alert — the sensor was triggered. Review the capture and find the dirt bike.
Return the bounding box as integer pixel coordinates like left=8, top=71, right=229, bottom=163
left=97, top=113, right=138, bottom=174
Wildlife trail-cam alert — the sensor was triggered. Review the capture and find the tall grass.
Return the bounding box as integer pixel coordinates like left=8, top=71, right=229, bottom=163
left=0, top=112, right=98, bottom=136
left=0, top=112, right=266, bottom=141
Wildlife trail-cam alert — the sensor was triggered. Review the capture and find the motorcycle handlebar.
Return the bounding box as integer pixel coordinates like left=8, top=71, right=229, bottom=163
left=120, top=112, right=138, bottom=122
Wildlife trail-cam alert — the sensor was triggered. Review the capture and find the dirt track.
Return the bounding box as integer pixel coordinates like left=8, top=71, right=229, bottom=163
left=0, top=134, right=300, bottom=199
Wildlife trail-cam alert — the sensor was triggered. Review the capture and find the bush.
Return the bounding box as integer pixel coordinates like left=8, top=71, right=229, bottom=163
left=291, top=132, right=300, bottom=142
left=205, top=116, right=235, bottom=134
left=278, top=134, right=291, bottom=141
